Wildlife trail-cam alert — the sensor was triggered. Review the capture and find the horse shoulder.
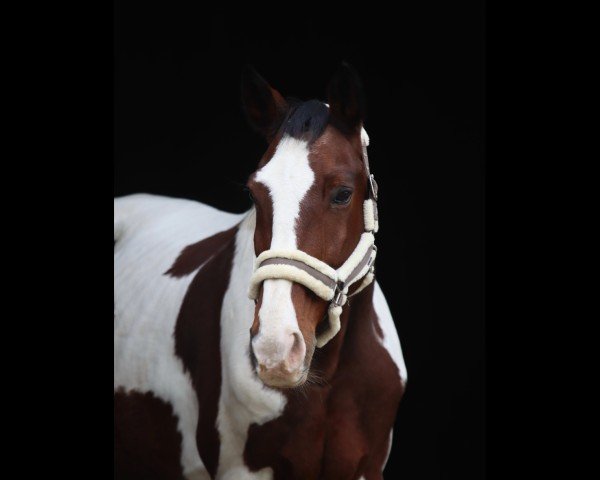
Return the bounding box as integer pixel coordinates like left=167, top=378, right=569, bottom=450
left=114, top=193, right=244, bottom=479
left=356, top=281, right=407, bottom=478
left=328, top=281, right=406, bottom=478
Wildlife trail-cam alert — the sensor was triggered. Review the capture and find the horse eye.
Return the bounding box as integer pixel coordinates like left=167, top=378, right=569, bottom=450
left=332, top=188, right=353, bottom=205
left=245, top=187, right=254, bottom=203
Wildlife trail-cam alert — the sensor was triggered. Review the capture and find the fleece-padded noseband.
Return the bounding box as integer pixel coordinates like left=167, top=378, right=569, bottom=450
left=248, top=133, right=379, bottom=347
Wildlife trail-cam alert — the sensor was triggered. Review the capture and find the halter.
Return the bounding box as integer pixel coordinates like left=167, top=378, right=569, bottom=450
left=248, top=131, right=379, bottom=348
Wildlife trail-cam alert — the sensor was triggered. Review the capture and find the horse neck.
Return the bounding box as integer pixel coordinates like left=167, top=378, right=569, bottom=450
left=311, top=283, right=376, bottom=382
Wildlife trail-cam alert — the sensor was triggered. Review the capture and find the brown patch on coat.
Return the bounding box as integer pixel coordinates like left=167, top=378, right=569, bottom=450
left=248, top=181, right=274, bottom=255
left=173, top=224, right=238, bottom=478
left=244, top=283, right=405, bottom=479
left=165, top=225, right=238, bottom=278
left=114, top=389, right=185, bottom=480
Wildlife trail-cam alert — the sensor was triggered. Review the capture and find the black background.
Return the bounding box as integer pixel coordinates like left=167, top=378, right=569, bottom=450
left=115, top=3, right=484, bottom=479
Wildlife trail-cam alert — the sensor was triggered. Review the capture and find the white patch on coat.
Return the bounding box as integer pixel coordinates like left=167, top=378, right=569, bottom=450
left=373, top=281, right=408, bottom=385
left=383, top=429, right=394, bottom=471
left=216, top=209, right=287, bottom=479
left=253, top=136, right=315, bottom=363
left=360, top=126, right=370, bottom=146
left=114, top=193, right=244, bottom=479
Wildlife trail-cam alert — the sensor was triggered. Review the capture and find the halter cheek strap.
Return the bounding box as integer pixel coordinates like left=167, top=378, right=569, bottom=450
left=248, top=132, right=379, bottom=348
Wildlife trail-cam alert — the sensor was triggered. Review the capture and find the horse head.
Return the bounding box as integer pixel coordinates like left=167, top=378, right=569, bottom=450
left=243, top=64, right=378, bottom=389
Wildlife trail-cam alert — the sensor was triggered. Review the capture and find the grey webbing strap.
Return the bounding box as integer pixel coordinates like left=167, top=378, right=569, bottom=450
left=259, top=257, right=337, bottom=290
left=343, top=244, right=374, bottom=287
left=258, top=244, right=374, bottom=299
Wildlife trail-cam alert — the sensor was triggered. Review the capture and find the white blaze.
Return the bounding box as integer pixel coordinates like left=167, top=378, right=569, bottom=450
left=255, top=135, right=314, bottom=250
left=253, top=135, right=315, bottom=361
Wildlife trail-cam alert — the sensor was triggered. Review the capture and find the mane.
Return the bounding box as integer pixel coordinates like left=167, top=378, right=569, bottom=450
left=281, top=98, right=330, bottom=143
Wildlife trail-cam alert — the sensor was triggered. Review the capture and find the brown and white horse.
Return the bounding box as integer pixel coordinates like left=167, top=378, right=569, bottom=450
left=114, top=64, right=407, bottom=480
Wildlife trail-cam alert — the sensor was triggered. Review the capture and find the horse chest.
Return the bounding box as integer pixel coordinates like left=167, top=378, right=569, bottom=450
left=237, top=330, right=405, bottom=480
left=243, top=385, right=376, bottom=480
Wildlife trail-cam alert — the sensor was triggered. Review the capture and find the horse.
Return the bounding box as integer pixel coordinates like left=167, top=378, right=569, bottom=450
left=114, top=64, right=407, bottom=480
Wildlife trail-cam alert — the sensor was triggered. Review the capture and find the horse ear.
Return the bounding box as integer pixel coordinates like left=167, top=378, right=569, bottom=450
left=327, top=62, right=366, bottom=132
left=241, top=66, right=288, bottom=140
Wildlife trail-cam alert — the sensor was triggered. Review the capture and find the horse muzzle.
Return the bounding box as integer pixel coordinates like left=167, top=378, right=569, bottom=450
left=250, top=330, right=308, bottom=388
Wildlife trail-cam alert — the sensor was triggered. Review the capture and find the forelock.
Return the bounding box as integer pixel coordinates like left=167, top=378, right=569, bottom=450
left=281, top=99, right=329, bottom=143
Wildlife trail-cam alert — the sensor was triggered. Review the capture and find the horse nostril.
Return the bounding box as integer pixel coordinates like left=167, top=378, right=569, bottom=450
left=288, top=332, right=305, bottom=368
left=291, top=332, right=302, bottom=352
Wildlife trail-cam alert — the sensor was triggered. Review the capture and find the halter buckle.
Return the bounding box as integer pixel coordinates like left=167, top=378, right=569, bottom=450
left=369, top=174, right=379, bottom=201
left=332, top=282, right=345, bottom=307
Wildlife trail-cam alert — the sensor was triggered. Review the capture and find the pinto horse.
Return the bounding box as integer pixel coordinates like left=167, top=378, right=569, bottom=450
left=114, top=64, right=407, bottom=480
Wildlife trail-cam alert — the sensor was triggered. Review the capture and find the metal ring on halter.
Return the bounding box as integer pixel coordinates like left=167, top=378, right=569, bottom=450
left=369, top=174, right=378, bottom=200
left=332, top=282, right=345, bottom=307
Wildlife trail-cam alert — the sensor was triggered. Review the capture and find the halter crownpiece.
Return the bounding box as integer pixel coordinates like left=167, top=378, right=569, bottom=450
left=248, top=130, right=379, bottom=347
